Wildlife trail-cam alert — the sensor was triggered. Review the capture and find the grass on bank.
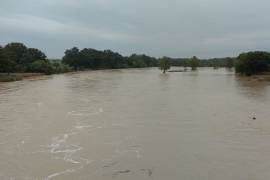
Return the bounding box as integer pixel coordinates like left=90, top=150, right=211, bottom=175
left=0, top=74, right=23, bottom=82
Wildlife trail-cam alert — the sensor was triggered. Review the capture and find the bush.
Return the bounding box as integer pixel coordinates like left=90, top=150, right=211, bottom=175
left=51, top=62, right=73, bottom=74
left=27, top=60, right=72, bottom=75
left=235, top=51, right=270, bottom=76
left=27, top=60, right=54, bottom=75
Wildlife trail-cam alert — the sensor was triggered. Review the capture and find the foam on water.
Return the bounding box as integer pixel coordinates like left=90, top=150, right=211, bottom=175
left=75, top=125, right=93, bottom=129
left=45, top=169, right=75, bottom=180
left=67, top=107, right=103, bottom=117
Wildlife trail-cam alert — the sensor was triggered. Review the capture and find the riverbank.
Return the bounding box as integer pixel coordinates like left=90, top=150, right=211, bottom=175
left=250, top=75, right=270, bottom=81
left=0, top=73, right=45, bottom=82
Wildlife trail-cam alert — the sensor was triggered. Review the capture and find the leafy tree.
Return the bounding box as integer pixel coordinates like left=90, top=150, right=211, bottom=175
left=159, top=57, right=171, bottom=73
left=4, top=43, right=28, bottom=64
left=1, top=42, right=49, bottom=72
left=21, top=48, right=46, bottom=64
left=189, top=56, right=199, bottom=70
left=235, top=51, right=270, bottom=76
left=103, top=50, right=125, bottom=69
left=128, top=54, right=147, bottom=68
left=51, top=62, right=72, bottom=74
left=62, top=47, right=80, bottom=69
left=0, top=45, right=16, bottom=73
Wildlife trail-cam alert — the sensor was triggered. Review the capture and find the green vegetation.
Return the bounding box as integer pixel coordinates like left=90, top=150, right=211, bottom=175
left=189, top=56, right=199, bottom=70
left=2, top=42, right=270, bottom=79
left=26, top=60, right=72, bottom=75
left=159, top=57, right=171, bottom=73
left=62, top=47, right=157, bottom=70
left=0, top=42, right=72, bottom=77
left=235, top=51, right=270, bottom=76
left=0, top=74, right=22, bottom=82
left=163, top=56, right=236, bottom=69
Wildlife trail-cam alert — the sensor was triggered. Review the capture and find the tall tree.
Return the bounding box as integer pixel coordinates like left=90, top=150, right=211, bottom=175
left=21, top=48, right=47, bottom=64
left=0, top=45, right=16, bottom=73
left=62, top=47, right=80, bottom=69
left=189, top=56, right=199, bottom=70
left=4, top=43, right=28, bottom=64
left=159, top=57, right=171, bottom=73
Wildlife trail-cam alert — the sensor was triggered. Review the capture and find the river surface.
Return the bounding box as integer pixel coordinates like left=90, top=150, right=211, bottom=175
left=1, top=68, right=270, bottom=180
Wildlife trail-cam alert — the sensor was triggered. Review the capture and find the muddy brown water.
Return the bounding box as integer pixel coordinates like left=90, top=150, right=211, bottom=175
left=1, top=68, right=270, bottom=180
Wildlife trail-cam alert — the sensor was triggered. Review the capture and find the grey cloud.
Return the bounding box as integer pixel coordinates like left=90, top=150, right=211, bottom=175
left=0, top=0, right=270, bottom=58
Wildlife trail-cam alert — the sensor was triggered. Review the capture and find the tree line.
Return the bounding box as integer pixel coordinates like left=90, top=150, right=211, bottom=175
left=62, top=47, right=157, bottom=70
left=160, top=53, right=270, bottom=75
left=165, top=56, right=235, bottom=68
left=1, top=42, right=270, bottom=76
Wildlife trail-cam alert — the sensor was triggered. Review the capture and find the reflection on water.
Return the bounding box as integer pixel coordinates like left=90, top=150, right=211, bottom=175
left=0, top=68, right=270, bottom=180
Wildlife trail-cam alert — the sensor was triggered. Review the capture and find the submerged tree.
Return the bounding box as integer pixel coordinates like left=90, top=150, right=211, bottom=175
left=159, top=57, right=171, bottom=73
left=189, top=56, right=199, bottom=70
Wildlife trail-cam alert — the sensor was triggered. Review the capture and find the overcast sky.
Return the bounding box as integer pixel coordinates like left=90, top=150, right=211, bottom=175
left=1, top=0, right=270, bottom=58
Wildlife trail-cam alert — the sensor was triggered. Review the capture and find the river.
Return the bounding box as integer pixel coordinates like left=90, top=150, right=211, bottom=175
left=1, top=68, right=270, bottom=180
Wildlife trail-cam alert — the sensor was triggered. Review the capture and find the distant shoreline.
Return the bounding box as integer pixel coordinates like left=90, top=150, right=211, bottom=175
left=2, top=69, right=270, bottom=83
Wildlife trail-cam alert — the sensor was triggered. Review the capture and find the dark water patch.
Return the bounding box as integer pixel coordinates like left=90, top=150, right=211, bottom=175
left=112, top=170, right=131, bottom=178
left=103, top=161, right=118, bottom=168
left=141, top=168, right=153, bottom=177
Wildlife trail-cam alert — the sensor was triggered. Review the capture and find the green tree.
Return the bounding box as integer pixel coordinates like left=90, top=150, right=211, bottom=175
left=4, top=43, right=28, bottom=65
left=62, top=47, right=80, bottom=70
left=159, top=57, right=171, bottom=73
left=189, top=56, right=199, bottom=70
left=21, top=48, right=46, bottom=64
left=50, top=62, right=72, bottom=73
left=235, top=51, right=270, bottom=76
left=27, top=60, right=54, bottom=74
left=0, top=45, right=16, bottom=73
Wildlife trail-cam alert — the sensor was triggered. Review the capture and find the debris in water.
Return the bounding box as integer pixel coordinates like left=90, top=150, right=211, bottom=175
left=112, top=170, right=131, bottom=178
left=103, top=161, right=118, bottom=168
left=141, top=168, right=153, bottom=176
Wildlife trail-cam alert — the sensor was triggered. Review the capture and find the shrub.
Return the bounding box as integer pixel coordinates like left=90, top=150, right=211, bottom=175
left=51, top=62, right=73, bottom=74
left=27, top=60, right=54, bottom=75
